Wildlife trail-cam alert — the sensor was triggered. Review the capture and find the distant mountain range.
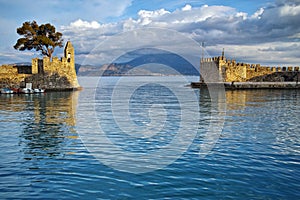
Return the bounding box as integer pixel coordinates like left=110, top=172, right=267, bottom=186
left=12, top=62, right=31, bottom=66
left=77, top=53, right=200, bottom=76
left=8, top=52, right=200, bottom=76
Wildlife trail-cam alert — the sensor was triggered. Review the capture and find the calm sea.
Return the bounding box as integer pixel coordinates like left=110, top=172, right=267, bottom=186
left=0, top=76, right=299, bottom=199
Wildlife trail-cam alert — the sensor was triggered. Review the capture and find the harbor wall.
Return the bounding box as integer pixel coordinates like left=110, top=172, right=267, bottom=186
left=200, top=54, right=299, bottom=83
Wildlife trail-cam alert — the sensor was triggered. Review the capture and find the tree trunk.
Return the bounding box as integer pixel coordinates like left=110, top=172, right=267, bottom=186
left=47, top=47, right=52, bottom=59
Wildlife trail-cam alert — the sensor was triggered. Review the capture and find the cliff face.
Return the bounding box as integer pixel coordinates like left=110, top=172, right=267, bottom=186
left=0, top=41, right=80, bottom=90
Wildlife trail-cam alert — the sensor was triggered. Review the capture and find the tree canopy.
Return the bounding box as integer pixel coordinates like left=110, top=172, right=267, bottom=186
left=14, top=21, right=63, bottom=59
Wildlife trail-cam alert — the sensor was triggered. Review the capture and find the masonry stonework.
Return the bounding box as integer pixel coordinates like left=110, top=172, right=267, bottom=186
left=0, top=41, right=80, bottom=90
left=200, top=50, right=300, bottom=83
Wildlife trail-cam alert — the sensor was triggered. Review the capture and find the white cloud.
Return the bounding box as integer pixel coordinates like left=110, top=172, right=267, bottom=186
left=137, top=9, right=170, bottom=25
left=138, top=9, right=170, bottom=18
left=236, top=12, right=248, bottom=20
left=279, top=4, right=300, bottom=16
left=0, top=0, right=134, bottom=64
left=2, top=0, right=300, bottom=66
left=60, top=2, right=300, bottom=66
left=123, top=18, right=138, bottom=31
left=250, top=8, right=264, bottom=19
left=70, top=19, right=101, bottom=29
left=182, top=4, right=192, bottom=11
left=210, top=42, right=300, bottom=66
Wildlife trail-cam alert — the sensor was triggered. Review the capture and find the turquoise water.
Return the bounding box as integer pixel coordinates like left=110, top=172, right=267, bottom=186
left=0, top=76, right=299, bottom=199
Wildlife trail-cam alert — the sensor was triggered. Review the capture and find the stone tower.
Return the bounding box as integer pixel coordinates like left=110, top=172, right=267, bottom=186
left=64, top=41, right=75, bottom=67
left=64, top=41, right=80, bottom=88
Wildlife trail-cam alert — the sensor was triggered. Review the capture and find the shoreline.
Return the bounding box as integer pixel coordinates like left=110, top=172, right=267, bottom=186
left=0, top=87, right=83, bottom=94
left=191, top=81, right=300, bottom=90
left=44, top=87, right=83, bottom=92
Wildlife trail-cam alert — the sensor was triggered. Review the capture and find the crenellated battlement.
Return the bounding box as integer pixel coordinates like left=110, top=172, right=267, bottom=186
left=0, top=41, right=80, bottom=90
left=200, top=50, right=300, bottom=83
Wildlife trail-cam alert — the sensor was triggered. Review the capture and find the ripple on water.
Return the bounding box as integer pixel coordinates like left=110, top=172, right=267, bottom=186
left=0, top=78, right=300, bottom=199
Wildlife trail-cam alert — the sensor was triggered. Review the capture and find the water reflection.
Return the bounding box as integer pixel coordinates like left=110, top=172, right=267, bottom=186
left=0, top=92, right=79, bottom=159
left=0, top=77, right=299, bottom=199
left=198, top=89, right=300, bottom=155
left=225, top=89, right=300, bottom=110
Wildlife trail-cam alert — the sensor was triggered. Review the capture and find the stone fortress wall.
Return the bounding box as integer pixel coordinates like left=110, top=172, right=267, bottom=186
left=0, top=64, right=28, bottom=88
left=0, top=41, right=80, bottom=90
left=200, top=50, right=300, bottom=83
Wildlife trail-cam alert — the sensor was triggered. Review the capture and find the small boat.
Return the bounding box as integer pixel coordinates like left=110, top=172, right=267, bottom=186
left=21, top=88, right=34, bottom=94
left=12, top=88, right=20, bottom=93
left=34, top=88, right=45, bottom=93
left=0, top=88, right=14, bottom=94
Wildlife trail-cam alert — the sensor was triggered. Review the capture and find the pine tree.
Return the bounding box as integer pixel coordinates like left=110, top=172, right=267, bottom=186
left=14, top=21, right=63, bottom=59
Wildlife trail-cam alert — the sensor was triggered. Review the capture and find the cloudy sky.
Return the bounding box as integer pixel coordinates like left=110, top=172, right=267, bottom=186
left=0, top=0, right=299, bottom=67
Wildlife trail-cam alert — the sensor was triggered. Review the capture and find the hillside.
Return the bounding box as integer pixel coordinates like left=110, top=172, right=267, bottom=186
left=77, top=53, right=199, bottom=76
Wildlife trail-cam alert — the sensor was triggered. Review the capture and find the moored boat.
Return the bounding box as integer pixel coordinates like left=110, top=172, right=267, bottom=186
left=21, top=88, right=34, bottom=94
left=0, top=88, right=14, bottom=94
left=34, top=88, right=45, bottom=93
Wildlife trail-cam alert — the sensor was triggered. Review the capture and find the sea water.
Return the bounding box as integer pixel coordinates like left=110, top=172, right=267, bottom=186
left=0, top=76, right=299, bottom=199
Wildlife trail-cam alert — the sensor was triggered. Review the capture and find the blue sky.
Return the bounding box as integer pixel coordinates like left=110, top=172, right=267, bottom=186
left=0, top=0, right=299, bottom=66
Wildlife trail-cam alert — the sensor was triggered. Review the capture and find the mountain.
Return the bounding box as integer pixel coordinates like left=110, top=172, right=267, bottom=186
left=13, top=62, right=32, bottom=66
left=77, top=53, right=200, bottom=76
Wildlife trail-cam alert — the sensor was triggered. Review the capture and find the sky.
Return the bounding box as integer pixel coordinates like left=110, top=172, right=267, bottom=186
left=0, top=0, right=300, bottom=67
